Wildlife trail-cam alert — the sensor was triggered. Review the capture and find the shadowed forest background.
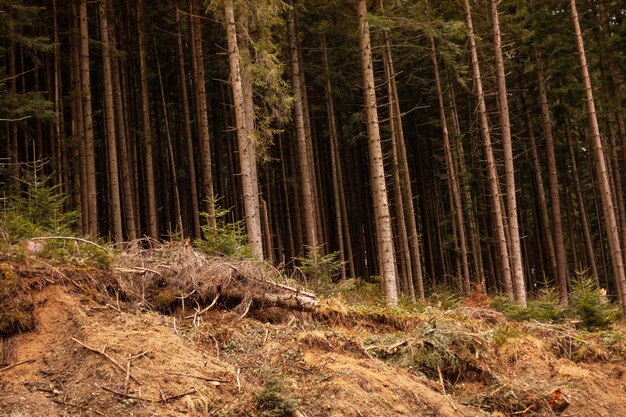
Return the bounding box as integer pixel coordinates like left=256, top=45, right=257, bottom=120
left=2, top=0, right=626, bottom=311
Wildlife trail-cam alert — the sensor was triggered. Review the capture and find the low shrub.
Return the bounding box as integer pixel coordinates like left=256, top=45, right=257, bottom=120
left=254, top=377, right=298, bottom=417
left=569, top=277, right=620, bottom=331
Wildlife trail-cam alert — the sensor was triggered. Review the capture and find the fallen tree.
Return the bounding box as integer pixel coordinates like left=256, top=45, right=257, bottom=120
left=113, top=240, right=320, bottom=313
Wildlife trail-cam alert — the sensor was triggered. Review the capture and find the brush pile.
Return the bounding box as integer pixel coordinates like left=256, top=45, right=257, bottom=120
left=113, top=240, right=319, bottom=314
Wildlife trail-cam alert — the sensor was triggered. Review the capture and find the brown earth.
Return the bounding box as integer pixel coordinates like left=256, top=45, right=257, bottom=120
left=1, top=264, right=626, bottom=417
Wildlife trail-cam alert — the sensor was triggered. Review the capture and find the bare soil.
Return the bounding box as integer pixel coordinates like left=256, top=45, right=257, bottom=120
left=1, top=262, right=626, bottom=417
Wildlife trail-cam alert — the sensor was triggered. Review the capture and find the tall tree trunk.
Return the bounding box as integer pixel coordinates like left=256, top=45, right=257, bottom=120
left=322, top=37, right=352, bottom=280
left=566, top=118, right=599, bottom=283
left=177, top=10, right=201, bottom=238
left=535, top=49, right=568, bottom=304
left=430, top=37, right=470, bottom=293
left=446, top=72, right=484, bottom=284
left=224, top=0, right=263, bottom=258
left=79, top=0, right=98, bottom=236
left=381, top=18, right=424, bottom=299
left=111, top=28, right=137, bottom=241
left=136, top=0, right=158, bottom=238
left=70, top=4, right=85, bottom=233
left=155, top=46, right=184, bottom=236
left=570, top=0, right=626, bottom=311
left=189, top=1, right=216, bottom=229
left=99, top=0, right=123, bottom=243
left=357, top=0, right=397, bottom=306
left=382, top=32, right=413, bottom=300
left=521, top=93, right=558, bottom=285
left=490, top=0, right=526, bottom=305
left=52, top=0, right=64, bottom=191
left=597, top=0, right=626, bottom=164
left=288, top=10, right=317, bottom=256
left=464, top=0, right=513, bottom=298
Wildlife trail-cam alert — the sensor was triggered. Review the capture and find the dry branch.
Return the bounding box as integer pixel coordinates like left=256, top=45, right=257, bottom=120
left=71, top=338, right=141, bottom=384
left=102, top=386, right=196, bottom=403
left=114, top=243, right=320, bottom=313
left=165, top=371, right=225, bottom=385
left=31, top=236, right=107, bottom=251
left=0, top=358, right=35, bottom=372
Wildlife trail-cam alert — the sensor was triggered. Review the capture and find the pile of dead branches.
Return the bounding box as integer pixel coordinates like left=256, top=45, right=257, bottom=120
left=113, top=240, right=319, bottom=314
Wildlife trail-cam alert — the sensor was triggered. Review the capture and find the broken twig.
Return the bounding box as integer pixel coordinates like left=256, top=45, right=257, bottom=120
left=0, top=358, right=35, bottom=372
left=71, top=338, right=141, bottom=385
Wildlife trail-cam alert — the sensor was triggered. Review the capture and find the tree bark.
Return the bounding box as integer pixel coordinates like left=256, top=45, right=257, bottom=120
left=490, top=0, right=526, bottom=305
left=189, top=1, right=216, bottom=229
left=464, top=0, right=513, bottom=298
left=288, top=10, right=318, bottom=256
left=570, top=0, right=626, bottom=312
left=535, top=49, right=568, bottom=303
left=357, top=0, right=397, bottom=306
left=521, top=92, right=557, bottom=285
left=322, top=37, right=352, bottom=280
left=155, top=46, right=184, bottom=236
left=431, top=37, right=470, bottom=293
left=99, top=0, right=123, bottom=243
left=136, top=0, right=158, bottom=238
left=79, top=0, right=98, bottom=237
left=110, top=27, right=137, bottom=242
left=564, top=117, right=599, bottom=284
left=224, top=0, right=264, bottom=258
left=177, top=10, right=201, bottom=238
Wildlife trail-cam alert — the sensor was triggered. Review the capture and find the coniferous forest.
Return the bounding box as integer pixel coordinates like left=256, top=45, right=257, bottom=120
left=3, top=0, right=626, bottom=312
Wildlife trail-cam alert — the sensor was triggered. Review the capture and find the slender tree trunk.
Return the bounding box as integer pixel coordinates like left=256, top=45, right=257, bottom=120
left=177, top=10, right=201, bottom=238
left=446, top=73, right=484, bottom=284
left=534, top=50, right=568, bottom=303
left=381, top=32, right=414, bottom=299
left=79, top=0, right=98, bottom=236
left=288, top=10, right=317, bottom=256
left=464, top=0, right=513, bottom=298
left=570, top=0, right=626, bottom=311
left=136, top=0, right=158, bottom=238
left=322, top=37, right=350, bottom=280
left=224, top=0, right=263, bottom=258
left=566, top=121, right=598, bottom=282
left=69, top=4, right=85, bottom=233
left=155, top=46, right=184, bottom=236
left=189, top=1, right=216, bottom=229
left=380, top=22, right=424, bottom=299
left=490, top=0, right=526, bottom=305
left=52, top=0, right=64, bottom=191
left=357, top=0, right=397, bottom=306
left=430, top=37, right=470, bottom=293
left=111, top=28, right=137, bottom=241
left=597, top=0, right=626, bottom=165
left=521, top=94, right=558, bottom=285
left=99, top=0, right=123, bottom=243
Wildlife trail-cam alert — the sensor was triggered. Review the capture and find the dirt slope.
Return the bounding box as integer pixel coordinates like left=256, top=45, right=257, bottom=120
left=1, top=266, right=626, bottom=416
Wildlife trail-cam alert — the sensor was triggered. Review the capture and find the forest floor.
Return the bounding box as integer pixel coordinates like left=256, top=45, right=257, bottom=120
left=1, top=246, right=626, bottom=416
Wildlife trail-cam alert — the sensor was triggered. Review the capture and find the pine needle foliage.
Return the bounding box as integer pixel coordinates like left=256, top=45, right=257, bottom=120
left=253, top=377, right=298, bottom=417
left=570, top=276, right=621, bottom=331
left=195, top=207, right=251, bottom=259
left=1, top=169, right=76, bottom=243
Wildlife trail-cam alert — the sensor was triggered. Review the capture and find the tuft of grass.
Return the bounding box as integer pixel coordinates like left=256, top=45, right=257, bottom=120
left=254, top=377, right=298, bottom=417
